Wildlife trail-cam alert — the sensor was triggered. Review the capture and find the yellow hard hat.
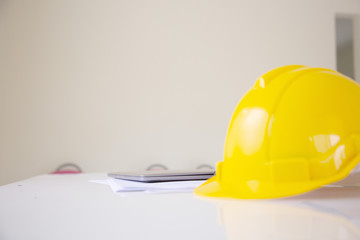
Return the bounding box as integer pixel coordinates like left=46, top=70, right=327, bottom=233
left=195, top=65, right=360, bottom=199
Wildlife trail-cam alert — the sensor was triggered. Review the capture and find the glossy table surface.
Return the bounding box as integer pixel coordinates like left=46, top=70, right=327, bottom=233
left=0, top=173, right=360, bottom=240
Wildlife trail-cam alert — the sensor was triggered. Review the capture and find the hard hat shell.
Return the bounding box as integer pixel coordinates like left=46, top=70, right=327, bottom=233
left=195, top=65, right=360, bottom=199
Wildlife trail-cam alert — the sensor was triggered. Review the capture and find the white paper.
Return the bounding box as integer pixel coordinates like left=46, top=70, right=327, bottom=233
left=90, top=178, right=206, bottom=195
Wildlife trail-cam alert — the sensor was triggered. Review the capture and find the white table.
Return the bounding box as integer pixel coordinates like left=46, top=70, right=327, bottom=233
left=1, top=173, right=360, bottom=240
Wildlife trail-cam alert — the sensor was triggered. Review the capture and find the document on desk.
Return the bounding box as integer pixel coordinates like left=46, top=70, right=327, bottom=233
left=90, top=178, right=206, bottom=196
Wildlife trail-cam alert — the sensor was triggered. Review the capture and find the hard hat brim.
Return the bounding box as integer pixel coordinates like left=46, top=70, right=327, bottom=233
left=194, top=156, right=360, bottom=199
left=194, top=176, right=324, bottom=199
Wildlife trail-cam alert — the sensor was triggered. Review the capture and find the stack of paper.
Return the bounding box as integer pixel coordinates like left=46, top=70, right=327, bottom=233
left=90, top=178, right=206, bottom=196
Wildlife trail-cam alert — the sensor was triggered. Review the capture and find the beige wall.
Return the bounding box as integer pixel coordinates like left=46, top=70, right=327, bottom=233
left=1, top=0, right=359, bottom=185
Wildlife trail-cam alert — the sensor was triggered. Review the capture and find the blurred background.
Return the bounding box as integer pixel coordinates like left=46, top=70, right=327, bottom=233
left=0, top=0, right=359, bottom=185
